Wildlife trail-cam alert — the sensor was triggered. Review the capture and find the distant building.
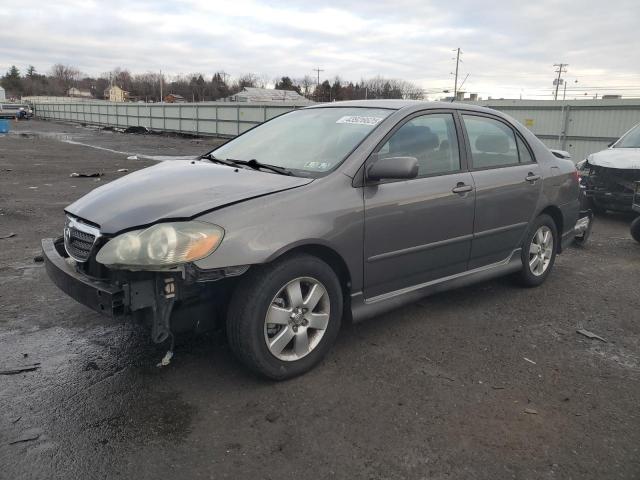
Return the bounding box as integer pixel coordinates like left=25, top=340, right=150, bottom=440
left=104, top=85, right=129, bottom=102
left=68, top=87, right=92, bottom=98
left=222, top=87, right=310, bottom=103
left=0, top=86, right=5, bottom=101
left=164, top=93, right=186, bottom=103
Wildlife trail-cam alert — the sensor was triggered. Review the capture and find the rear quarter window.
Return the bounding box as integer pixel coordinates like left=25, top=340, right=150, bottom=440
left=462, top=115, right=519, bottom=169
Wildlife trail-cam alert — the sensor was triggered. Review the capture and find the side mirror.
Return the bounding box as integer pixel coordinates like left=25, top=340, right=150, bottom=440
left=366, top=156, right=418, bottom=181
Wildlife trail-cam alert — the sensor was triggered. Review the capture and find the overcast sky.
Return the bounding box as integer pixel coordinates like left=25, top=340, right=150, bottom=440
left=2, top=0, right=639, bottom=99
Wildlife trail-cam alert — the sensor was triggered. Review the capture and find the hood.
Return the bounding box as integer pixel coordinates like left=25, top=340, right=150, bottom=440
left=588, top=148, right=640, bottom=170
left=66, top=160, right=313, bottom=234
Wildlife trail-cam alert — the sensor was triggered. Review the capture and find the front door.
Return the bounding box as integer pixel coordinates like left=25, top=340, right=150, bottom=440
left=362, top=112, right=475, bottom=299
left=460, top=113, right=543, bottom=268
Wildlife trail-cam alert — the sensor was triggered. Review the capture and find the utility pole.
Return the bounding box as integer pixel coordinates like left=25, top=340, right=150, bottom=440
left=218, top=71, right=229, bottom=85
left=159, top=69, right=163, bottom=102
left=553, top=63, right=568, bottom=101
left=453, top=48, right=461, bottom=99
left=312, top=67, right=324, bottom=87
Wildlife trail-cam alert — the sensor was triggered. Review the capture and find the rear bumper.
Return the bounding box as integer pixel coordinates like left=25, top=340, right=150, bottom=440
left=42, top=237, right=127, bottom=317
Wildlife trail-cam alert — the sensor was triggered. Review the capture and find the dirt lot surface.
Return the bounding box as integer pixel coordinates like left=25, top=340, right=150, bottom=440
left=1, top=119, right=639, bottom=480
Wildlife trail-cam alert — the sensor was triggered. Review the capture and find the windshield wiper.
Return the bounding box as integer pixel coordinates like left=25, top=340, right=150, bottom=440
left=230, top=158, right=292, bottom=176
left=200, top=153, right=238, bottom=167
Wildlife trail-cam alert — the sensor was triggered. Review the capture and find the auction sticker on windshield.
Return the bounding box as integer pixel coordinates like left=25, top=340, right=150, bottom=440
left=336, top=116, right=384, bottom=126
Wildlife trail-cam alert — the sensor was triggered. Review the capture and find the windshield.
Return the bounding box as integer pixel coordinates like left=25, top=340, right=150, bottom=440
left=210, top=107, right=392, bottom=175
left=614, top=124, right=640, bottom=148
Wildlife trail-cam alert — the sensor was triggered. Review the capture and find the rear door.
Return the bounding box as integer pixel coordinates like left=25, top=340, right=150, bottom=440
left=460, top=113, right=542, bottom=269
left=362, top=111, right=475, bottom=299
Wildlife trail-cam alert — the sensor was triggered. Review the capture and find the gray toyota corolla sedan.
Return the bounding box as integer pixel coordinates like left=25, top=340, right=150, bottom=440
left=42, top=100, right=582, bottom=379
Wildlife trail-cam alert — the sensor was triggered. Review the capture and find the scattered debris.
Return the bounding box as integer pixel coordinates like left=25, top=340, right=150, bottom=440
left=28, top=186, right=38, bottom=189
left=576, top=329, right=607, bottom=343
left=265, top=412, right=282, bottom=423
left=11, top=416, right=22, bottom=424
left=70, top=172, right=103, bottom=178
left=0, top=363, right=41, bottom=375
left=523, top=357, right=537, bottom=365
left=156, top=350, right=173, bottom=368
left=524, top=408, right=538, bottom=415
left=33, top=255, right=44, bottom=263
left=491, top=385, right=506, bottom=390
left=437, top=374, right=455, bottom=382
left=126, top=155, right=138, bottom=160
left=84, top=361, right=100, bottom=371
left=2, top=168, right=12, bottom=171
left=124, top=126, right=149, bottom=134
left=0, top=232, right=16, bottom=239
left=8, top=434, right=40, bottom=445
left=116, top=168, right=129, bottom=173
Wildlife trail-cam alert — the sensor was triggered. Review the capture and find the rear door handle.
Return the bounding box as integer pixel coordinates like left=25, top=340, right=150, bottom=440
left=452, top=183, right=473, bottom=194
left=525, top=173, right=541, bottom=183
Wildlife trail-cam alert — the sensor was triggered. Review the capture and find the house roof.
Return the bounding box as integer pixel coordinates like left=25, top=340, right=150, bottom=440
left=231, top=87, right=310, bottom=103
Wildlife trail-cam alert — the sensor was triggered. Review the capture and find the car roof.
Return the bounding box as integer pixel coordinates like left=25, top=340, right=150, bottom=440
left=304, top=99, right=498, bottom=115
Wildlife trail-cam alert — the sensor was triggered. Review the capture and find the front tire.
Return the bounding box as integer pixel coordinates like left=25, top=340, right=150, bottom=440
left=631, top=216, right=640, bottom=243
left=516, top=214, right=558, bottom=287
left=226, top=254, right=343, bottom=380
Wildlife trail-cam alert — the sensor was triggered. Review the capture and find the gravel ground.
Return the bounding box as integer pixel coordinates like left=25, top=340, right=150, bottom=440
left=1, top=119, right=639, bottom=480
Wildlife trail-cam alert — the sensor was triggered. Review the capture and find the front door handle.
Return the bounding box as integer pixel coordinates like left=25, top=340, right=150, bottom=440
left=452, top=183, right=473, bottom=194
left=525, top=173, right=541, bottom=183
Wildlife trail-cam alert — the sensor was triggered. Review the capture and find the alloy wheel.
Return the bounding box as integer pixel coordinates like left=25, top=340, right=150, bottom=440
left=528, top=226, right=553, bottom=276
left=264, top=277, right=331, bottom=361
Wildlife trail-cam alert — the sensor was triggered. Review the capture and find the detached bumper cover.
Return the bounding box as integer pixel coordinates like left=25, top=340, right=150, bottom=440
left=42, top=237, right=126, bottom=316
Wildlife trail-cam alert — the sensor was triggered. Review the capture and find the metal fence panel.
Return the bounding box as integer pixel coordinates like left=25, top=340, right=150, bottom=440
left=33, top=99, right=640, bottom=161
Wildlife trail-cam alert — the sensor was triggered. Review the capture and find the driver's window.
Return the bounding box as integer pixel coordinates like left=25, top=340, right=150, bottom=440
left=379, top=113, right=461, bottom=177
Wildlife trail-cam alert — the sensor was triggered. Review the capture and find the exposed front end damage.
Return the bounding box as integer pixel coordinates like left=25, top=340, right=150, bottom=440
left=42, top=236, right=246, bottom=346
left=579, top=161, right=640, bottom=212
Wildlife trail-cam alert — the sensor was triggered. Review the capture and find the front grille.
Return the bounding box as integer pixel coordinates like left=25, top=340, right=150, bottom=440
left=64, top=216, right=100, bottom=262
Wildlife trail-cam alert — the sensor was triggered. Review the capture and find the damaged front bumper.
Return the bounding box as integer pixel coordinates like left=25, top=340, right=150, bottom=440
left=580, top=164, right=640, bottom=212
left=42, top=237, right=244, bottom=343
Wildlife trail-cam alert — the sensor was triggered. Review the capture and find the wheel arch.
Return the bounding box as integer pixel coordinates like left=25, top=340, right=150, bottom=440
left=264, top=241, right=354, bottom=315
left=538, top=205, right=564, bottom=252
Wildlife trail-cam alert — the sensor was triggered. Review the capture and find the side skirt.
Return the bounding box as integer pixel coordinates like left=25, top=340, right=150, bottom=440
left=350, top=249, right=523, bottom=323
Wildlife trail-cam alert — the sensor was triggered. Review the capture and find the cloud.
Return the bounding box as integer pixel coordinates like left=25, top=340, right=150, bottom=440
left=0, top=0, right=638, bottom=98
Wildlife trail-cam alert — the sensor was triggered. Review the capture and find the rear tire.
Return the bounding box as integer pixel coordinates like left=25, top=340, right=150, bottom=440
left=226, top=254, right=343, bottom=380
left=631, top=216, right=640, bottom=243
left=515, top=214, right=558, bottom=287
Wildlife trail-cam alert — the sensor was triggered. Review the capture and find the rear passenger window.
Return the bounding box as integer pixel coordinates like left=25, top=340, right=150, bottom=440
left=378, top=113, right=461, bottom=177
left=462, top=115, right=519, bottom=168
left=516, top=136, right=534, bottom=163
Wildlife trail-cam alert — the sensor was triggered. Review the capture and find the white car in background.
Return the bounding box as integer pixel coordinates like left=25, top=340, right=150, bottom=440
left=578, top=122, right=640, bottom=213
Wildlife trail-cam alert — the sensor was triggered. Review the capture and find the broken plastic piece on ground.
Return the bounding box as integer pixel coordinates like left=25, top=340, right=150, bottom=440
left=156, top=350, right=173, bottom=368
left=523, top=357, right=537, bottom=365
left=524, top=408, right=538, bottom=415
left=8, top=434, right=40, bottom=445
left=124, top=126, right=149, bottom=134
left=0, top=363, right=41, bottom=375
left=576, top=328, right=607, bottom=342
left=0, top=232, right=16, bottom=239
left=126, top=155, right=138, bottom=160
left=70, top=172, right=103, bottom=178
left=117, top=168, right=129, bottom=172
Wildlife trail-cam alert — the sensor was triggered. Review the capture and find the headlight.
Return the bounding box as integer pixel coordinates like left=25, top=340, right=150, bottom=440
left=96, top=221, right=224, bottom=269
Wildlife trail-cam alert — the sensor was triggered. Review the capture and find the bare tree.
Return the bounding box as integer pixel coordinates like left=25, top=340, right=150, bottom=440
left=50, top=64, right=80, bottom=94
